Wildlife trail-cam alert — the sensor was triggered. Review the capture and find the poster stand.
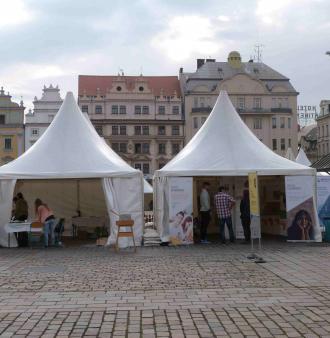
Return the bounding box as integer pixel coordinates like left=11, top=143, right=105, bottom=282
left=247, top=172, right=266, bottom=263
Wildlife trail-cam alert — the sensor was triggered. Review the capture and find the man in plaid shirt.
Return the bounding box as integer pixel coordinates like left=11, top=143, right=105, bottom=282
left=214, top=186, right=236, bottom=243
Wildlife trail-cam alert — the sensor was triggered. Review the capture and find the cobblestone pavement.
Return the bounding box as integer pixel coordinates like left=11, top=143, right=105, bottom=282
left=1, top=242, right=330, bottom=337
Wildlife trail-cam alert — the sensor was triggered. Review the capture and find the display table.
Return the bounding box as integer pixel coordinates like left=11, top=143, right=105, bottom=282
left=4, top=221, right=34, bottom=248
left=71, top=217, right=107, bottom=238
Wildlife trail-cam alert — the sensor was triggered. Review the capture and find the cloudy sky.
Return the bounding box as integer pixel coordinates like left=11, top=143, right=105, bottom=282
left=1, top=0, right=329, bottom=114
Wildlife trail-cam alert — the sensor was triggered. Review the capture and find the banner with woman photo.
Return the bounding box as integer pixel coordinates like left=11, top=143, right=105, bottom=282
left=168, top=177, right=193, bottom=245
left=285, top=176, right=321, bottom=242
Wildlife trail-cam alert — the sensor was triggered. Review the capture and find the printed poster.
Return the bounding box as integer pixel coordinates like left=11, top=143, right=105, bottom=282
left=285, top=176, right=319, bottom=241
left=317, top=176, right=330, bottom=227
left=248, top=172, right=260, bottom=216
left=169, top=177, right=193, bottom=245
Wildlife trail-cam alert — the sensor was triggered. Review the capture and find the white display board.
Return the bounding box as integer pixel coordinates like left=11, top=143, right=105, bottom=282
left=317, top=176, right=330, bottom=227
left=285, top=176, right=320, bottom=241
left=168, top=177, right=193, bottom=245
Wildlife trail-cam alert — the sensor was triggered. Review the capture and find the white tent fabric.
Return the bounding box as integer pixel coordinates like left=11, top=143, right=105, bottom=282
left=296, top=148, right=312, bottom=166
left=0, top=92, right=143, bottom=247
left=154, top=90, right=317, bottom=242
left=144, top=179, right=153, bottom=194
left=156, top=91, right=314, bottom=177
left=285, top=147, right=295, bottom=161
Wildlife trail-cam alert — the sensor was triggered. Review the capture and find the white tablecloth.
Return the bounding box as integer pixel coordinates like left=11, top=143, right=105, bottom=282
left=4, top=222, right=41, bottom=233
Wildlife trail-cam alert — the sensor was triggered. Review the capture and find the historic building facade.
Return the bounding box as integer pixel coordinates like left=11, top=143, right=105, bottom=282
left=78, top=75, right=184, bottom=179
left=316, top=99, right=330, bottom=158
left=180, top=51, right=299, bottom=156
left=25, top=85, right=63, bottom=151
left=298, top=124, right=317, bottom=163
left=0, top=87, right=25, bottom=165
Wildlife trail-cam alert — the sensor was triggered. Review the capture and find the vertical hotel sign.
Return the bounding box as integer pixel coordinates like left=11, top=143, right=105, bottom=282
left=248, top=172, right=260, bottom=216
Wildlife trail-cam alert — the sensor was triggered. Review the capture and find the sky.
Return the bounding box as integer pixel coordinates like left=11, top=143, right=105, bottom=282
left=0, top=0, right=329, bottom=116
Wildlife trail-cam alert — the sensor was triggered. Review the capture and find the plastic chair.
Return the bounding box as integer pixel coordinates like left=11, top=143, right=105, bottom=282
left=29, top=222, right=44, bottom=247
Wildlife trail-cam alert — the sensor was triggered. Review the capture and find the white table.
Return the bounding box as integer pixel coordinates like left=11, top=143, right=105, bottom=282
left=4, top=222, right=35, bottom=247
left=71, top=217, right=107, bottom=238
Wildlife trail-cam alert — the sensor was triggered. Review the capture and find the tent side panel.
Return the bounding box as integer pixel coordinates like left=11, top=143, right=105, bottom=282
left=0, top=179, right=17, bottom=247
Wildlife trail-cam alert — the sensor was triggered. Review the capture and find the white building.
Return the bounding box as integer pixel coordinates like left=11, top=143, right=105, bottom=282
left=25, top=85, right=63, bottom=150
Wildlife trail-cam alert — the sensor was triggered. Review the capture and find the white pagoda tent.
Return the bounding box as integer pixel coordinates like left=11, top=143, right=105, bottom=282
left=296, top=148, right=312, bottom=166
left=0, top=92, right=144, bottom=247
left=154, top=91, right=318, bottom=241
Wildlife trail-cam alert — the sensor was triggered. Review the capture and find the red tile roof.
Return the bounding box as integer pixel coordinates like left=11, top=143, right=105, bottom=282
left=78, top=75, right=181, bottom=97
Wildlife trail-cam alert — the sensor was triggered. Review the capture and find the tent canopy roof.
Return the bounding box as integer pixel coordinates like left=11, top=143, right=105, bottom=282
left=296, top=148, right=312, bottom=166
left=156, top=91, right=314, bottom=177
left=0, top=92, right=139, bottom=179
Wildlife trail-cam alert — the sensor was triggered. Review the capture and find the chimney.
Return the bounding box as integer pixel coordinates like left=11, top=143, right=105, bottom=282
left=197, top=58, right=205, bottom=69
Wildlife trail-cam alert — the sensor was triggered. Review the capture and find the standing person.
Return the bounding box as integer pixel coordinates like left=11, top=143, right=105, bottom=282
left=200, top=182, right=211, bottom=243
left=214, top=186, right=236, bottom=244
left=35, top=198, right=55, bottom=247
left=14, top=193, right=29, bottom=247
left=240, top=189, right=251, bottom=243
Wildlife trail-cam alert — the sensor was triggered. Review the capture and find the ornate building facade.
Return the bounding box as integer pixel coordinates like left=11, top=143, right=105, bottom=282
left=78, top=75, right=184, bottom=179
left=316, top=99, right=330, bottom=158
left=0, top=87, right=24, bottom=165
left=25, top=85, right=63, bottom=151
left=180, top=51, right=299, bottom=156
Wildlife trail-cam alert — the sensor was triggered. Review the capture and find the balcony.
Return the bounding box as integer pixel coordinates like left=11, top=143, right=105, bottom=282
left=191, top=107, right=212, bottom=113
left=270, top=108, right=292, bottom=114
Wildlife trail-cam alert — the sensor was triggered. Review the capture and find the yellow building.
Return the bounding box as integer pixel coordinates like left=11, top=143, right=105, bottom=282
left=0, top=87, right=25, bottom=165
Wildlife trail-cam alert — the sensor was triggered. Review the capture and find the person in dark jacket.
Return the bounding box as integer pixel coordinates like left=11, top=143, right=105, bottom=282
left=240, top=189, right=251, bottom=242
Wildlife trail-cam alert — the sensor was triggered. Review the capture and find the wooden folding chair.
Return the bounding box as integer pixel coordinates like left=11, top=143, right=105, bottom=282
left=115, top=219, right=136, bottom=252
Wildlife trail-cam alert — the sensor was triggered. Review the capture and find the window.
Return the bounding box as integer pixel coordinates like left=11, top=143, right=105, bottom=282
left=142, top=125, right=149, bottom=135
left=253, top=118, right=262, bottom=129
left=237, top=97, right=245, bottom=110
left=135, top=126, right=141, bottom=135
left=280, top=117, right=285, bottom=128
left=95, top=105, right=102, bottom=114
left=112, top=125, right=118, bottom=135
left=119, top=105, right=126, bottom=114
left=327, top=125, right=329, bottom=137
left=112, top=143, right=119, bottom=152
left=193, top=117, right=198, bottom=129
left=135, top=106, right=141, bottom=114
left=284, top=98, right=289, bottom=108
left=200, top=97, right=205, bottom=108
left=158, top=106, right=165, bottom=114
left=272, top=139, right=277, bottom=150
left=134, top=163, right=142, bottom=170
left=48, top=115, right=54, bottom=122
left=278, top=98, right=283, bottom=108
left=159, top=162, right=166, bottom=169
left=322, top=126, right=324, bottom=137
left=142, top=106, right=149, bottom=114
left=172, top=106, right=179, bottom=114
left=253, top=97, right=261, bottom=109
left=272, top=117, right=277, bottom=129
left=288, top=117, right=291, bottom=129
left=159, top=143, right=166, bottom=154
left=4, top=138, right=12, bottom=150
left=120, top=125, right=126, bottom=135
left=194, top=97, right=198, bottom=107
left=172, top=143, right=180, bottom=155
left=142, top=143, right=149, bottom=154
left=31, top=128, right=39, bottom=136
left=142, top=163, right=150, bottom=174
left=272, top=98, right=276, bottom=108
left=95, top=126, right=103, bottom=136
left=288, top=138, right=292, bottom=148
left=135, top=143, right=141, bottom=154
left=281, top=138, right=285, bottom=150
left=201, top=116, right=207, bottom=125
left=172, top=125, right=180, bottom=136
left=81, top=105, right=88, bottom=113
left=111, top=105, right=118, bottom=114
left=158, top=126, right=166, bottom=135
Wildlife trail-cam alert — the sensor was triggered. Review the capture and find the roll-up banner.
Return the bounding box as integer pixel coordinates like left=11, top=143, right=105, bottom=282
left=317, top=176, right=330, bottom=228
left=285, top=176, right=318, bottom=241
left=168, top=177, right=193, bottom=245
